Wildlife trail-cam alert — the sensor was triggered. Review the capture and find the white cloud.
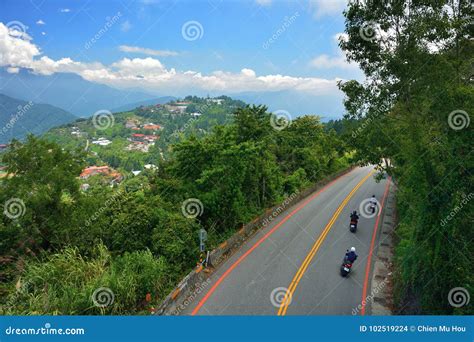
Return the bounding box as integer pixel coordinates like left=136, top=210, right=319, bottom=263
left=41, top=32, right=46, bottom=36
left=309, top=0, right=347, bottom=18
left=59, top=8, right=71, bottom=13
left=121, top=20, right=132, bottom=32
left=309, top=54, right=355, bottom=69
left=119, top=45, right=178, bottom=57
left=0, top=22, right=342, bottom=95
left=333, top=32, right=348, bottom=44
left=7, top=67, right=19, bottom=73
left=36, top=19, right=46, bottom=25
left=310, top=33, right=357, bottom=70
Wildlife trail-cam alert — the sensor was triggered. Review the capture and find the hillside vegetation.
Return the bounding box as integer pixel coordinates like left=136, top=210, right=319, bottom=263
left=0, top=104, right=350, bottom=314
left=340, top=0, right=473, bottom=314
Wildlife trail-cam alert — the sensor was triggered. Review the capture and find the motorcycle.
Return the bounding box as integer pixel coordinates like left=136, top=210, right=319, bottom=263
left=370, top=202, right=376, bottom=214
left=349, top=220, right=357, bottom=233
left=340, top=257, right=353, bottom=277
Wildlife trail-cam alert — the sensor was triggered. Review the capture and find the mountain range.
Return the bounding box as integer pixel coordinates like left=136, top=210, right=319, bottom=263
left=0, top=70, right=159, bottom=117
left=0, top=94, right=76, bottom=144
left=0, top=70, right=345, bottom=120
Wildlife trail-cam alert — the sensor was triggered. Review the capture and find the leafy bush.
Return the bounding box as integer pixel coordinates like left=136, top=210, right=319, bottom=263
left=1, top=245, right=170, bottom=315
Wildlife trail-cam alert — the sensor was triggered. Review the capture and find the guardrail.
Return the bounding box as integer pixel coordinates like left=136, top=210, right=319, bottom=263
left=155, top=165, right=356, bottom=315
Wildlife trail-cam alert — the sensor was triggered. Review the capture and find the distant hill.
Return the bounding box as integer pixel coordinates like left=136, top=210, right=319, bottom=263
left=0, top=70, right=159, bottom=117
left=233, top=90, right=345, bottom=121
left=111, top=96, right=177, bottom=113
left=0, top=94, right=76, bottom=144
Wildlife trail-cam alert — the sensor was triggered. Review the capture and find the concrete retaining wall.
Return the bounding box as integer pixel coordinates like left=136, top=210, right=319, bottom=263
left=155, top=165, right=355, bottom=315
left=369, top=180, right=397, bottom=315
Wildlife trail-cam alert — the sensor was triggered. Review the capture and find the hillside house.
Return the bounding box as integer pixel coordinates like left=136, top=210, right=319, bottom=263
left=92, top=137, right=112, bottom=146
left=80, top=166, right=110, bottom=179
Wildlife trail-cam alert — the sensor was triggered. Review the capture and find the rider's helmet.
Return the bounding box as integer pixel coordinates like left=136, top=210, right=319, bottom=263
left=350, top=247, right=356, bottom=252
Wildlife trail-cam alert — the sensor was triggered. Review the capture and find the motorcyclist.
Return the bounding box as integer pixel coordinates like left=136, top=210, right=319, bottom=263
left=350, top=210, right=359, bottom=223
left=369, top=195, right=377, bottom=213
left=345, top=247, right=358, bottom=263
left=370, top=195, right=377, bottom=206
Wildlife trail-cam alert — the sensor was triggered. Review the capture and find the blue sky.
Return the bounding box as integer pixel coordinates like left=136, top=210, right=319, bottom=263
left=0, top=0, right=361, bottom=110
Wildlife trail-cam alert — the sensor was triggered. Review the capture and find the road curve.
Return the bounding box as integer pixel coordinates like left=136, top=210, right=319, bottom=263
left=180, top=166, right=390, bottom=315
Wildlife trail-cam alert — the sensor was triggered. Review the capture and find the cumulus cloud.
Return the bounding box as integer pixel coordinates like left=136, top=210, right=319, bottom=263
left=310, top=32, right=357, bottom=70
left=309, top=54, right=354, bottom=69
left=309, top=0, right=347, bottom=18
left=0, top=22, right=342, bottom=95
left=119, top=45, right=179, bottom=57
left=36, top=19, right=46, bottom=25
left=59, top=8, right=71, bottom=13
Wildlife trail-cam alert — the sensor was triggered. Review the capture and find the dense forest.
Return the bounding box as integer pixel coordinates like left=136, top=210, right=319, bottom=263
left=0, top=0, right=471, bottom=316
left=0, top=106, right=349, bottom=314
left=340, top=0, right=473, bottom=314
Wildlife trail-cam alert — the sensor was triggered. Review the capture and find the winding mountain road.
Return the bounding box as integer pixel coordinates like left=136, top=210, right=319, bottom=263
left=181, top=166, right=391, bottom=315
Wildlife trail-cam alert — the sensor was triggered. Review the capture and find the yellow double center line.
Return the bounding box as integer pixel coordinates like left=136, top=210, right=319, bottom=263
left=278, top=170, right=375, bottom=316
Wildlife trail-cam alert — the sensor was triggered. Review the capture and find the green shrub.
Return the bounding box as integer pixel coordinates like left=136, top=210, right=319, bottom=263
left=1, top=244, right=170, bottom=315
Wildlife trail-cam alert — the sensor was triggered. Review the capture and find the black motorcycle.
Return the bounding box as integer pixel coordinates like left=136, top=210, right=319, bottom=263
left=340, top=257, right=353, bottom=277
left=349, top=220, right=357, bottom=233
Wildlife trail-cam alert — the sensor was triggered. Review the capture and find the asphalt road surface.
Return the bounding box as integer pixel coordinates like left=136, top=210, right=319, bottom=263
left=181, top=166, right=391, bottom=315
